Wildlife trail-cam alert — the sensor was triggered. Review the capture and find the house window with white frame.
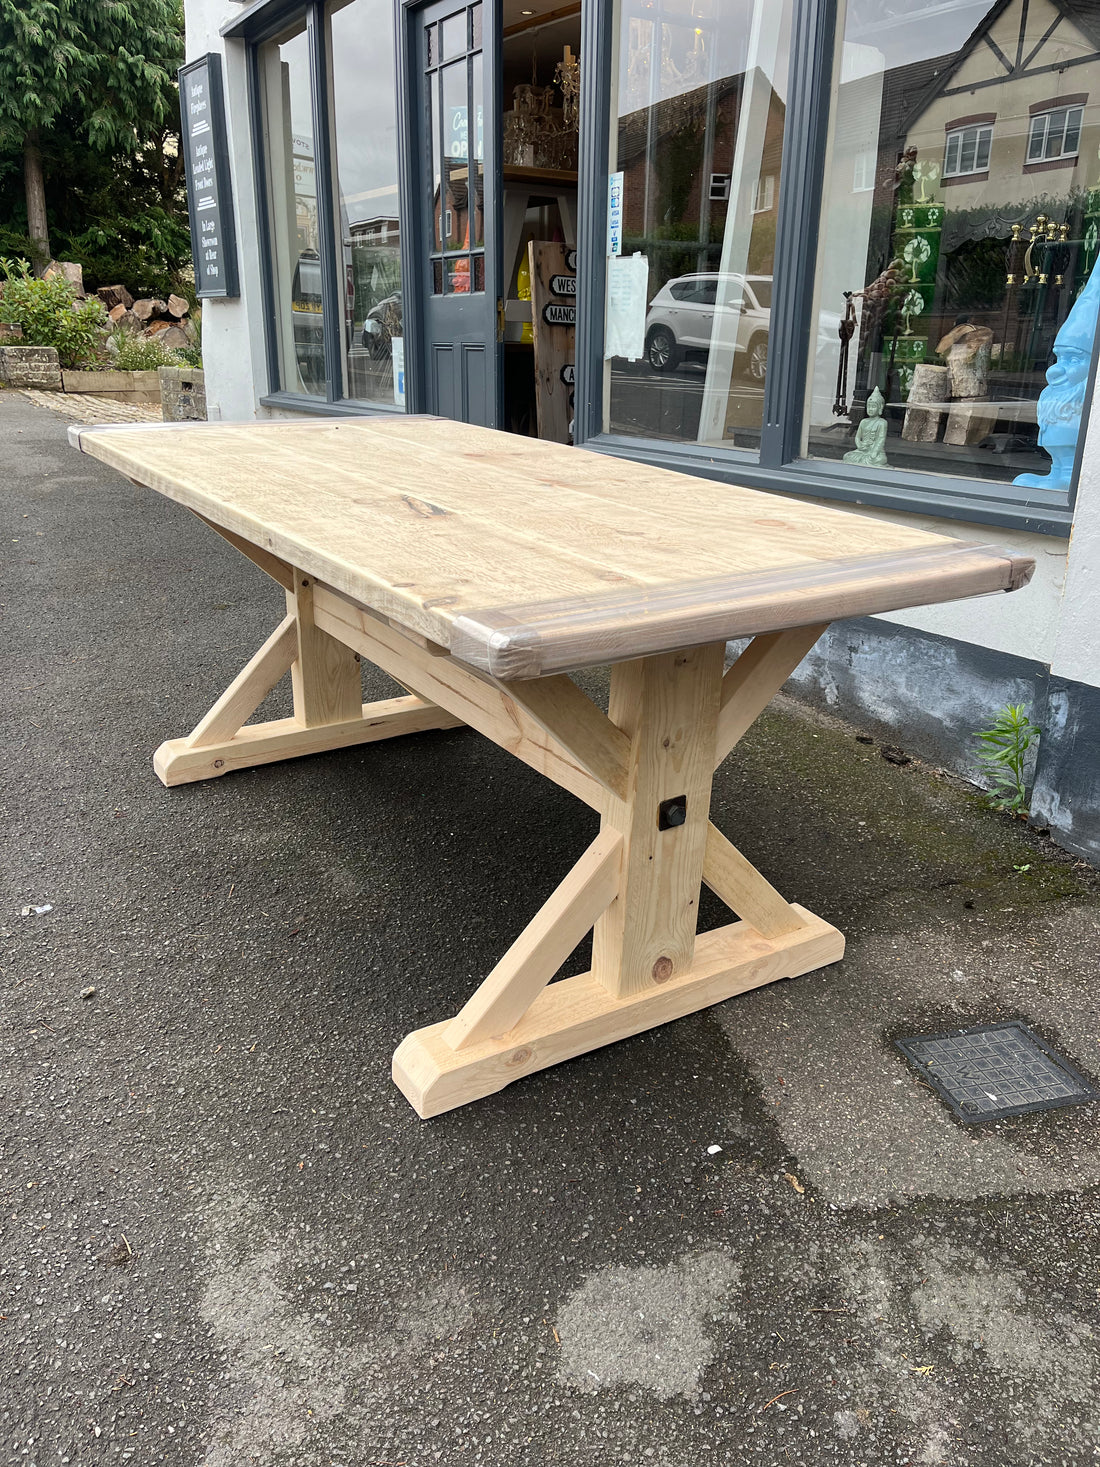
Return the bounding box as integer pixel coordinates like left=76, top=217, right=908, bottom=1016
left=852, top=149, right=875, bottom=192
left=943, top=122, right=992, bottom=177
left=1028, top=104, right=1084, bottom=162
left=751, top=173, right=775, bottom=212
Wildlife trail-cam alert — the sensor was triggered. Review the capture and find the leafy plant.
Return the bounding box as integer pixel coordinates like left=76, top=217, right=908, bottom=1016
left=0, top=256, right=106, bottom=366
left=972, top=704, right=1041, bottom=815
left=107, top=329, right=182, bottom=371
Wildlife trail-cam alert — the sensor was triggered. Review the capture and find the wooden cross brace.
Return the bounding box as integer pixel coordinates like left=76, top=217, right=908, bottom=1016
left=155, top=519, right=843, bottom=1118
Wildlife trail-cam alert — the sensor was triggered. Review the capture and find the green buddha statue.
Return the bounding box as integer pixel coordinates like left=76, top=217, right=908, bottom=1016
left=843, top=387, right=889, bottom=467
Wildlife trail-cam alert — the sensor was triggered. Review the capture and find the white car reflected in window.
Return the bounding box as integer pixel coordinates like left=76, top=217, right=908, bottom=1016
left=644, top=273, right=773, bottom=380
left=642, top=273, right=839, bottom=384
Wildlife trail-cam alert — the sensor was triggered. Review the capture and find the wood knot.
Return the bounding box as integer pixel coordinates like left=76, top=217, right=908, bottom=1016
left=507, top=1046, right=533, bottom=1068
left=652, top=956, right=674, bottom=984
left=401, top=493, right=449, bottom=517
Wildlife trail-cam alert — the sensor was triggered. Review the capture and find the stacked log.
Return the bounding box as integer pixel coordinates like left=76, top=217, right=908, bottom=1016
left=96, top=285, right=195, bottom=349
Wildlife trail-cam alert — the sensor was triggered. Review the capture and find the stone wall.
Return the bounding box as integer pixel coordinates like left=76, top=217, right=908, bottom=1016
left=0, top=346, right=63, bottom=389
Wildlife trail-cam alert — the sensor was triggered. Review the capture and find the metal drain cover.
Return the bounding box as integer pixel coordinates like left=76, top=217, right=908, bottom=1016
left=895, top=1021, right=1099, bottom=1123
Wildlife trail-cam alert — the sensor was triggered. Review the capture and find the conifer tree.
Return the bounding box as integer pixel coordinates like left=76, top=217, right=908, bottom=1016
left=0, top=0, right=183, bottom=268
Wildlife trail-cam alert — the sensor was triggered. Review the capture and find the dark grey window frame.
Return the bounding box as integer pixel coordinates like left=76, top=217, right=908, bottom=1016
left=225, top=0, right=408, bottom=415
left=573, top=0, right=1082, bottom=539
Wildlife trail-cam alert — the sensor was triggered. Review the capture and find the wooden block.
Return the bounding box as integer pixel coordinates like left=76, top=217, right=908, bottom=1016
left=288, top=569, right=363, bottom=728
left=392, top=905, right=844, bottom=1117
left=153, top=696, right=463, bottom=785
left=528, top=239, right=575, bottom=444
left=591, top=643, right=724, bottom=997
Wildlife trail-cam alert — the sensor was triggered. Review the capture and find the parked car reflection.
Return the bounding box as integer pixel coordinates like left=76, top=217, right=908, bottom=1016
left=644, top=273, right=773, bottom=379
left=643, top=273, right=841, bottom=382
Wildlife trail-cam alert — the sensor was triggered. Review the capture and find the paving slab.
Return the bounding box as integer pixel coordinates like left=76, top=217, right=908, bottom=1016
left=2, top=390, right=1100, bottom=1467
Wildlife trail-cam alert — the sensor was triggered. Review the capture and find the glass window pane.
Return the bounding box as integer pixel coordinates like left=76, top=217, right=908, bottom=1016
left=1045, top=109, right=1064, bottom=157
left=329, top=0, right=404, bottom=407
left=605, top=0, right=794, bottom=449
left=471, top=2, right=482, bottom=48
left=431, top=72, right=443, bottom=250
left=470, top=50, right=484, bottom=246
left=805, top=1, right=1100, bottom=494
left=1065, top=107, right=1082, bottom=154
left=441, top=10, right=467, bottom=59
left=259, top=21, right=325, bottom=397
left=447, top=256, right=472, bottom=292
left=441, top=59, right=468, bottom=251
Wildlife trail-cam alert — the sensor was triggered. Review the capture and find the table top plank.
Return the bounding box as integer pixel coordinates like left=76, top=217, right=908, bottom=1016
left=70, top=416, right=1034, bottom=677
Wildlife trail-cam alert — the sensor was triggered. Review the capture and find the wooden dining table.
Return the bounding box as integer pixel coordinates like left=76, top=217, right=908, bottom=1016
left=70, top=416, right=1034, bottom=1117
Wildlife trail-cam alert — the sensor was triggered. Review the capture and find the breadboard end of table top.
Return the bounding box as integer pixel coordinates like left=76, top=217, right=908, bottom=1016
left=453, top=543, right=1035, bottom=678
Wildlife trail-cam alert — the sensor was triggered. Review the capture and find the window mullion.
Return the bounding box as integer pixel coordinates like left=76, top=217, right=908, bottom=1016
left=759, top=0, right=837, bottom=469
left=307, top=0, right=344, bottom=403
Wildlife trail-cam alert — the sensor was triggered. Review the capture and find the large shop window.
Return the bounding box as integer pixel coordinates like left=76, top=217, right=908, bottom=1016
left=600, top=0, right=1100, bottom=522
left=606, top=0, right=793, bottom=449
left=259, top=18, right=324, bottom=398
left=257, top=0, right=403, bottom=406
left=328, top=0, right=403, bottom=402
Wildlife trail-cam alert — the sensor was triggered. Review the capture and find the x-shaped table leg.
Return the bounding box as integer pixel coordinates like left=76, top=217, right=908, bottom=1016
left=393, top=624, right=844, bottom=1116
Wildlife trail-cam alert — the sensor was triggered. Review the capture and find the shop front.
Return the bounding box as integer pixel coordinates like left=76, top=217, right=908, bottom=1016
left=185, top=0, right=1100, bottom=861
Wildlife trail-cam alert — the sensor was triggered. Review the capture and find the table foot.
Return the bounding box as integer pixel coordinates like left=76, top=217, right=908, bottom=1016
left=154, top=696, right=463, bottom=785
left=392, top=906, right=843, bottom=1118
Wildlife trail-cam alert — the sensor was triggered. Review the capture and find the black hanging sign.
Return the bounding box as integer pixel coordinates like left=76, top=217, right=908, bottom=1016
left=179, top=53, right=240, bottom=298
left=549, top=274, right=577, bottom=297
left=542, top=303, right=577, bottom=326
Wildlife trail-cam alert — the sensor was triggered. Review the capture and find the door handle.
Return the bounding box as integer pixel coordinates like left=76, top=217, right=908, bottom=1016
left=497, top=297, right=505, bottom=342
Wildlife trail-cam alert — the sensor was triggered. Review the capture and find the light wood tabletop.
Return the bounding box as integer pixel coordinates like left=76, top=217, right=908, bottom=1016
left=70, top=416, right=1033, bottom=678
left=70, top=415, right=1036, bottom=1117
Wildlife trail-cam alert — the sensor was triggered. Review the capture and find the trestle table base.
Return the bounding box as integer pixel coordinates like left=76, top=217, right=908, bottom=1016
left=153, top=523, right=844, bottom=1117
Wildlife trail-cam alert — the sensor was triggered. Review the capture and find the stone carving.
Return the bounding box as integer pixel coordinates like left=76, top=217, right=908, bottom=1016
left=843, top=386, right=889, bottom=466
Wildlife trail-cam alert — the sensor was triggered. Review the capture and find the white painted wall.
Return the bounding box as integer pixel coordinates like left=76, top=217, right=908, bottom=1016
left=814, top=501, right=1069, bottom=668
left=186, top=0, right=277, bottom=422
left=1046, top=394, right=1100, bottom=687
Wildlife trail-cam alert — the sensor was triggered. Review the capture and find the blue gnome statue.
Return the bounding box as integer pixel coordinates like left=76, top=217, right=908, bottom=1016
left=1015, top=257, right=1100, bottom=491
